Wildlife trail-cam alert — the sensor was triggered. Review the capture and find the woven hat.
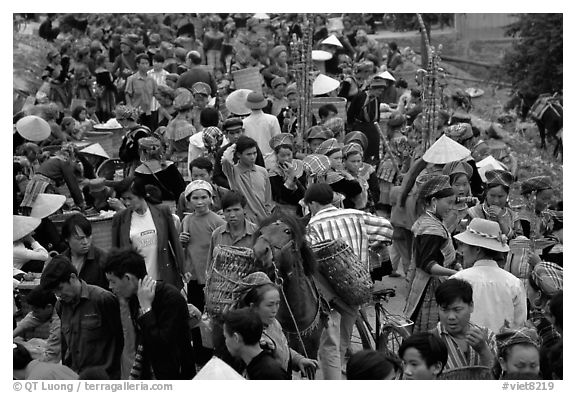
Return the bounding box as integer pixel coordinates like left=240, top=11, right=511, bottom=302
left=485, top=169, right=514, bottom=189
left=30, top=194, right=66, bottom=219
left=342, top=142, right=363, bottom=158
left=315, top=138, right=341, bottom=156
left=13, top=215, right=41, bottom=242
left=269, top=133, right=294, bottom=150
left=303, top=154, right=331, bottom=176
left=454, top=218, right=510, bottom=252
left=344, top=131, right=368, bottom=151
left=495, top=327, right=541, bottom=357
left=192, top=82, right=212, bottom=97
left=271, top=76, right=287, bottom=89
left=531, top=262, right=562, bottom=297
left=15, top=116, right=51, bottom=142
left=445, top=123, right=474, bottom=145
left=225, top=89, right=252, bottom=116
left=79, top=143, right=110, bottom=159
left=270, top=45, right=287, bottom=58
left=521, top=176, right=553, bottom=195
left=312, top=74, right=340, bottom=96
left=305, top=125, right=332, bottom=141
left=311, top=50, right=333, bottom=62
left=245, top=91, right=268, bottom=110
left=375, top=70, right=396, bottom=82
left=423, top=134, right=471, bottom=164
left=185, top=180, right=214, bottom=199
left=193, top=357, right=245, bottom=380
left=443, top=161, right=473, bottom=179
left=286, top=83, right=298, bottom=97
left=418, top=175, right=454, bottom=200
left=173, top=91, right=194, bottom=111
left=222, top=117, right=244, bottom=132
left=321, top=34, right=343, bottom=48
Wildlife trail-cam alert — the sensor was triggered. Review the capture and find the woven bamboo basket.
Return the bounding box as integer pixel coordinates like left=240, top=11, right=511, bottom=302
left=52, top=212, right=114, bottom=251
left=232, top=67, right=263, bottom=94
left=204, top=245, right=257, bottom=317
left=311, top=239, right=373, bottom=305
left=311, top=97, right=347, bottom=124
left=437, top=366, right=495, bottom=380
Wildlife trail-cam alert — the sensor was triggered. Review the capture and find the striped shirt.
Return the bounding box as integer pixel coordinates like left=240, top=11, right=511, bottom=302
left=306, top=206, right=393, bottom=266
left=430, top=321, right=498, bottom=371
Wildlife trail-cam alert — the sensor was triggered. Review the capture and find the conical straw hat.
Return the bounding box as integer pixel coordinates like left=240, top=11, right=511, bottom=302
left=321, top=34, right=343, bottom=48
left=79, top=143, right=110, bottom=159
left=30, top=194, right=66, bottom=219
left=313, top=74, right=340, bottom=96
left=375, top=70, right=396, bottom=82
left=16, top=115, right=51, bottom=142
left=422, top=134, right=471, bottom=164
left=193, top=357, right=245, bottom=380
left=225, top=89, right=252, bottom=116
left=13, top=215, right=41, bottom=242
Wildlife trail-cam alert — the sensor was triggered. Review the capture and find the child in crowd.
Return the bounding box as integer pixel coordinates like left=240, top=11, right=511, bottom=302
left=398, top=332, right=449, bottom=380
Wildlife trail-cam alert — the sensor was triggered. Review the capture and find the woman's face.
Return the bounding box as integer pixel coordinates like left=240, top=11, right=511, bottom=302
left=78, top=110, right=87, bottom=121
left=344, top=153, right=363, bottom=175
left=432, top=194, right=456, bottom=220
left=328, top=150, right=344, bottom=171
left=276, top=147, right=293, bottom=165
left=452, top=174, right=470, bottom=198
left=500, top=345, right=540, bottom=376
left=253, top=288, right=281, bottom=326
left=485, top=185, right=508, bottom=209
left=121, top=191, right=145, bottom=211
left=277, top=51, right=288, bottom=65
left=194, top=94, right=209, bottom=109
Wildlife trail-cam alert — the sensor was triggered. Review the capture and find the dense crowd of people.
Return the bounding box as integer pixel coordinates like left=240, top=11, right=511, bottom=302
left=13, top=13, right=562, bottom=381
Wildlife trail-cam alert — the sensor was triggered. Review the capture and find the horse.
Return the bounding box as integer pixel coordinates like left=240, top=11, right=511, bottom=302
left=252, top=213, right=328, bottom=362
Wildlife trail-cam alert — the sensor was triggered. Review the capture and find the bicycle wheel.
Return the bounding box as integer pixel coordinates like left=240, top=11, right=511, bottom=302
left=377, top=324, right=410, bottom=355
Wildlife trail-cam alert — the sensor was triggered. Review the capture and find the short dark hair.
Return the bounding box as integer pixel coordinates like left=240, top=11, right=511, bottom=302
left=40, top=255, right=78, bottom=291
left=435, top=278, right=473, bottom=307
left=223, top=308, right=263, bottom=346
left=200, top=107, right=220, bottom=127
left=548, top=290, right=562, bottom=330
left=235, top=135, right=258, bottom=155
left=186, top=51, right=202, bottom=65
left=152, top=53, right=165, bottom=63
left=61, top=213, right=92, bottom=240
left=396, top=78, right=408, bottom=89
left=13, top=342, right=33, bottom=370
left=221, top=190, right=247, bottom=210
left=346, top=350, right=395, bottom=380
left=136, top=53, right=150, bottom=64
left=304, top=183, right=334, bottom=205
left=72, top=105, right=87, bottom=121
left=103, top=248, right=148, bottom=280
left=26, top=287, right=57, bottom=309
left=399, top=332, right=448, bottom=372
left=318, top=104, right=338, bottom=119
left=189, top=156, right=213, bottom=173
left=389, top=41, right=398, bottom=51
left=238, top=283, right=279, bottom=308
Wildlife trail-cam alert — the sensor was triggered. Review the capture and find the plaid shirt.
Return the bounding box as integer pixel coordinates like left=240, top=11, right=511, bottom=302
left=306, top=206, right=393, bottom=266
left=430, top=321, right=498, bottom=371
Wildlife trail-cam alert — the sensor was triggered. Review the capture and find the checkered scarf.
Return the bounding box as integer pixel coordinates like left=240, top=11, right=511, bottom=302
left=324, top=117, right=345, bottom=139
left=531, top=262, right=563, bottom=297
left=521, top=176, right=553, bottom=195
left=418, top=175, right=453, bottom=200
left=342, top=142, right=363, bottom=158
left=303, top=154, right=331, bottom=177
left=202, top=126, right=224, bottom=154
left=485, top=169, right=514, bottom=189
left=443, top=160, right=473, bottom=179
left=496, top=327, right=541, bottom=357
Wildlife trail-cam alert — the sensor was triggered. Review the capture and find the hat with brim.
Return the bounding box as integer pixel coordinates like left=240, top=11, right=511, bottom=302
left=375, top=71, right=396, bottom=82
left=193, top=356, right=245, bottom=380
left=312, top=50, right=333, bottom=62
left=245, top=91, right=268, bottom=110
left=79, top=143, right=110, bottom=159
left=454, top=218, right=510, bottom=252
left=313, top=74, right=340, bottom=96
left=30, top=194, right=66, bottom=219
left=16, top=115, right=51, bottom=142
left=13, top=215, right=41, bottom=242
left=423, top=134, right=471, bottom=164
left=321, top=34, right=343, bottom=48
left=226, top=89, right=252, bottom=115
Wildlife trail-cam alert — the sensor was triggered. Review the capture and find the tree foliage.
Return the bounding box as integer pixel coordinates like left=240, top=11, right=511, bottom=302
left=502, top=14, right=563, bottom=96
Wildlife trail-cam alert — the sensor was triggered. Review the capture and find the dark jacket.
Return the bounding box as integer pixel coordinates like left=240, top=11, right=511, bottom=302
left=111, top=204, right=184, bottom=290
left=128, top=282, right=196, bottom=379
left=61, top=245, right=109, bottom=290
left=176, top=66, right=217, bottom=96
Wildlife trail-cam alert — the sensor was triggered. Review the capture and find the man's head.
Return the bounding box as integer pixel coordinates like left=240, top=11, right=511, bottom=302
left=399, top=332, right=448, bottom=380
left=435, top=278, right=474, bottom=337
left=40, top=256, right=82, bottom=304
left=234, top=135, right=258, bottom=167
left=61, top=213, right=93, bottom=257
left=136, top=53, right=150, bottom=73
left=152, top=53, right=165, bottom=72
left=26, top=287, right=57, bottom=322
left=221, top=190, right=247, bottom=226
left=189, top=156, right=213, bottom=182
left=223, top=308, right=263, bottom=357
left=222, top=117, right=244, bottom=144
left=186, top=50, right=202, bottom=66
left=103, top=248, right=148, bottom=299
left=304, top=183, right=334, bottom=214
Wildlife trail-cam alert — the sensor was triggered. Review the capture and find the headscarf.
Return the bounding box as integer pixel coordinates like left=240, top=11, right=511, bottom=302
left=443, top=160, right=473, bottom=180
left=531, top=262, right=563, bottom=297
left=521, top=176, right=553, bottom=196
left=485, top=169, right=514, bottom=190
left=496, top=327, right=541, bottom=358
left=233, top=272, right=274, bottom=296
left=202, top=126, right=224, bottom=154
left=418, top=175, right=454, bottom=200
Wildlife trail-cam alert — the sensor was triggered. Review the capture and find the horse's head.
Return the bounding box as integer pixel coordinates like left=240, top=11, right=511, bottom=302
left=253, top=213, right=317, bottom=281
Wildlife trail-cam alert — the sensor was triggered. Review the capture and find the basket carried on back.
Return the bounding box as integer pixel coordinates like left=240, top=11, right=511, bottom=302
left=437, top=366, right=495, bottom=380
left=311, top=239, right=373, bottom=306
left=204, top=245, right=258, bottom=317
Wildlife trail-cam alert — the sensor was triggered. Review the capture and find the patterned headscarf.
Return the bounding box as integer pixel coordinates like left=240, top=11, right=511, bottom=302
left=521, top=176, right=553, bottom=195
left=444, top=123, right=474, bottom=145
left=303, top=154, right=331, bottom=177
left=323, top=117, right=345, bottom=140
left=342, top=142, right=363, bottom=158
left=233, top=272, right=274, bottom=294
left=496, top=327, right=541, bottom=358
left=531, top=262, right=563, bottom=297
left=173, top=91, right=194, bottom=111
left=443, top=160, right=473, bottom=179
left=418, top=175, right=454, bottom=200
left=315, top=138, right=342, bottom=157
left=485, top=169, right=514, bottom=189
left=202, top=126, right=224, bottom=154
left=114, top=105, right=140, bottom=121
